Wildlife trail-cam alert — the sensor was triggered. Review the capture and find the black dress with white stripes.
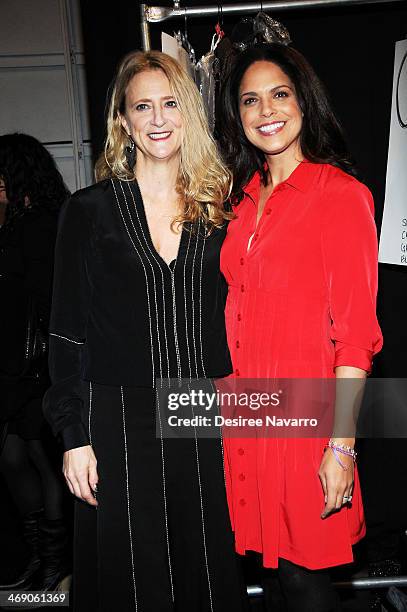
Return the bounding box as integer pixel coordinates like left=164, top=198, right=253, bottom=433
left=43, top=179, right=244, bottom=611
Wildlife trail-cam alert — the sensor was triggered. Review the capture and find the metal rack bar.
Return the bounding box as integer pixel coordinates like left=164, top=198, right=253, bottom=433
left=140, top=0, right=405, bottom=49
left=334, top=576, right=407, bottom=590
left=140, top=3, right=152, bottom=53
left=247, top=576, right=407, bottom=597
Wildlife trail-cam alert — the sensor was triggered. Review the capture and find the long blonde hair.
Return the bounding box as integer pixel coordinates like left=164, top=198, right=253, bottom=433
left=95, top=50, right=232, bottom=228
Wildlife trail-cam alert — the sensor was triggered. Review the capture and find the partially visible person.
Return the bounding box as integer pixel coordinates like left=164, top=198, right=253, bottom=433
left=0, top=176, right=7, bottom=227
left=218, top=43, right=383, bottom=611
left=0, top=133, right=71, bottom=592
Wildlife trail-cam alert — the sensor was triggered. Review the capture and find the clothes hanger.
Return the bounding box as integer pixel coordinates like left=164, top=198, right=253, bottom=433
left=211, top=4, right=224, bottom=53
left=181, top=6, right=196, bottom=63
left=173, top=4, right=196, bottom=65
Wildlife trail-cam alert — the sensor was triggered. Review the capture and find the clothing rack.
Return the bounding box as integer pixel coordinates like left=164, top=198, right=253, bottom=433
left=140, top=0, right=405, bottom=50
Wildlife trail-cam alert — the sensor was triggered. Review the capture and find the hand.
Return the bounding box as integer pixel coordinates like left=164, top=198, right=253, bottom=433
left=63, top=445, right=98, bottom=507
left=318, top=446, right=354, bottom=519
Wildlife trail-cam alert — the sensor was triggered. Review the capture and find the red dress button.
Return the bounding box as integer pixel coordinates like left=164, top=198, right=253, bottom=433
left=240, top=257, right=244, bottom=265
left=239, top=499, right=246, bottom=506
left=236, top=341, right=240, bottom=348
left=238, top=448, right=244, bottom=456
left=240, top=284, right=245, bottom=292
left=239, top=473, right=246, bottom=481
left=235, top=368, right=240, bottom=376
left=237, top=313, right=242, bottom=321
left=266, top=209, right=271, bottom=215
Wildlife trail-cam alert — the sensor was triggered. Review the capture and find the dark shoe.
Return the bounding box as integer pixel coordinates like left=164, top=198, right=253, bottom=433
left=33, top=517, right=71, bottom=592
left=387, top=587, right=407, bottom=612
left=0, top=509, right=43, bottom=590
left=369, top=559, right=402, bottom=610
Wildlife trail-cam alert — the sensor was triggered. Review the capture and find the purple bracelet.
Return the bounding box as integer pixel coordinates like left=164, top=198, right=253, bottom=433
left=328, top=439, right=357, bottom=460
left=330, top=447, right=349, bottom=470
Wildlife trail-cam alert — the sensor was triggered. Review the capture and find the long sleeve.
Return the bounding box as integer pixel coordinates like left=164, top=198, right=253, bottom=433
left=321, top=180, right=383, bottom=373
left=43, top=193, right=93, bottom=451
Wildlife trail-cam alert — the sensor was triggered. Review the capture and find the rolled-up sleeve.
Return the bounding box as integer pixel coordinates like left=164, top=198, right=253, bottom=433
left=43, top=193, right=93, bottom=451
left=321, top=181, right=383, bottom=373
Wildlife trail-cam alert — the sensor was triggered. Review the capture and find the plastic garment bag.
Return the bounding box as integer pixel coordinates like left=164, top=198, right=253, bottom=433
left=195, top=32, right=222, bottom=133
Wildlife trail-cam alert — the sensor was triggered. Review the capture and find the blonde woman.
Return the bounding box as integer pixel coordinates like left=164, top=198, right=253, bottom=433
left=43, top=51, right=244, bottom=611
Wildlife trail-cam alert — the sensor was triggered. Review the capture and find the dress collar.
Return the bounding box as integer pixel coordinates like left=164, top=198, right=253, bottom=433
left=242, top=160, right=320, bottom=200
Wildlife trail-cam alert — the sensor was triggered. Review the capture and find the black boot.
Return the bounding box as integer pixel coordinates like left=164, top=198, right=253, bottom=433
left=0, top=508, right=43, bottom=590
left=34, top=516, right=71, bottom=592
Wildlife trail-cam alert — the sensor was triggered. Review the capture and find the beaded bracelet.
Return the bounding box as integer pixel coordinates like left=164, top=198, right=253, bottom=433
left=328, top=439, right=357, bottom=459
left=329, top=447, right=348, bottom=470
left=327, top=439, right=357, bottom=471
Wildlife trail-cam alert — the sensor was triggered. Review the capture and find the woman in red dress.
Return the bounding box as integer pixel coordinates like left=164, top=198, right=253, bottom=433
left=218, top=43, right=383, bottom=610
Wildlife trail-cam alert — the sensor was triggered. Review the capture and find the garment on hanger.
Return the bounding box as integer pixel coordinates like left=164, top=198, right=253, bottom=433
left=233, top=11, right=291, bottom=51
left=174, top=29, right=196, bottom=66
left=195, top=31, right=222, bottom=133
left=216, top=12, right=292, bottom=85
left=162, top=25, right=221, bottom=133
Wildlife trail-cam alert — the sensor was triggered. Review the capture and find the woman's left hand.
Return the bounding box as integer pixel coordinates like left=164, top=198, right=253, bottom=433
left=318, top=446, right=354, bottom=519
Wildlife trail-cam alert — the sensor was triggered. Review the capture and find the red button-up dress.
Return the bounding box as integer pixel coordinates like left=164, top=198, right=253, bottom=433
left=220, top=161, right=383, bottom=569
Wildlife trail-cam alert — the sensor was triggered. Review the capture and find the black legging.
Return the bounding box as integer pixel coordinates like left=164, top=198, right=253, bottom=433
left=0, top=433, right=64, bottom=520
left=263, top=557, right=341, bottom=612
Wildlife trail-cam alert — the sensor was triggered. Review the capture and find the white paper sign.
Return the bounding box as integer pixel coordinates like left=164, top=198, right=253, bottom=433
left=379, top=39, right=407, bottom=266
left=161, top=32, right=195, bottom=79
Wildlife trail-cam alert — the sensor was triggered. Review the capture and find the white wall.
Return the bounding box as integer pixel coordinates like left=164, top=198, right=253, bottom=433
left=0, top=0, right=93, bottom=193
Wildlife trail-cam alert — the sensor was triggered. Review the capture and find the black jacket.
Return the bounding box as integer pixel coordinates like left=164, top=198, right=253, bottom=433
left=43, top=179, right=232, bottom=451
left=0, top=207, right=58, bottom=423
left=0, top=208, right=57, bottom=381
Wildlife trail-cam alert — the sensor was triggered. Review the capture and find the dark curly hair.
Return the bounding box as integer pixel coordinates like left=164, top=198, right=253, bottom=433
left=0, top=133, right=70, bottom=220
left=217, top=43, right=356, bottom=202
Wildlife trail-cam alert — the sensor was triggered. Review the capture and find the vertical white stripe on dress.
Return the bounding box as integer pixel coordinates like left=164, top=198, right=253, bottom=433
left=197, top=220, right=207, bottom=378
left=191, top=401, right=214, bottom=612
left=88, top=381, right=93, bottom=446
left=183, top=228, right=193, bottom=380
left=187, top=220, right=213, bottom=610
left=120, top=386, right=138, bottom=611
left=190, top=223, right=200, bottom=378
left=155, top=388, right=175, bottom=602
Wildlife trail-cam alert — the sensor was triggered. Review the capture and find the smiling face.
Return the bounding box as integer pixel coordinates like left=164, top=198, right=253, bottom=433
left=239, top=60, right=303, bottom=162
left=120, top=68, right=183, bottom=163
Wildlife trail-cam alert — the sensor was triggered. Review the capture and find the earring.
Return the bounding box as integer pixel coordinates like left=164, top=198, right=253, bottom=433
left=125, top=135, right=136, bottom=169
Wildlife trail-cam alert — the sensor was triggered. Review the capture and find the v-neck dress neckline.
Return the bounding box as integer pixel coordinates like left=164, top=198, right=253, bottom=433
left=130, top=179, right=185, bottom=273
